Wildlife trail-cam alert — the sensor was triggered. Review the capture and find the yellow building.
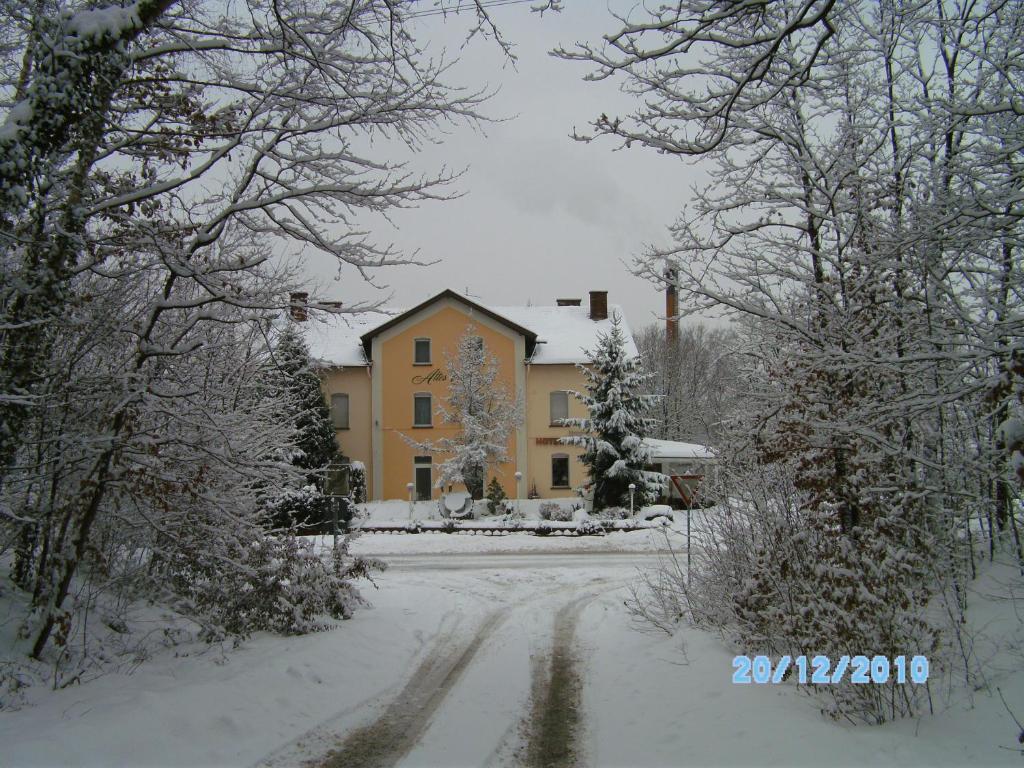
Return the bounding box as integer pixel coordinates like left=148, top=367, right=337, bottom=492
left=299, top=289, right=638, bottom=502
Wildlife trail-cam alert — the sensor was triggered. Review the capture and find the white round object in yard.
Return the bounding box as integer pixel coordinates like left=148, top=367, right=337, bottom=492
left=443, top=492, right=473, bottom=519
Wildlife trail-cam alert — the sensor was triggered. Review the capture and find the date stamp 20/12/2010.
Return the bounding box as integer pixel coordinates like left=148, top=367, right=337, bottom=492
left=732, top=655, right=929, bottom=685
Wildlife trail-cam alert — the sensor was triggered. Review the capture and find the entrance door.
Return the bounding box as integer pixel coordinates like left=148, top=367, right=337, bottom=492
left=414, top=456, right=432, bottom=501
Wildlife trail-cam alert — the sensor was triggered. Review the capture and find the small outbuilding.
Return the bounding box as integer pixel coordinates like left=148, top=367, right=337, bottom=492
left=642, top=438, right=716, bottom=508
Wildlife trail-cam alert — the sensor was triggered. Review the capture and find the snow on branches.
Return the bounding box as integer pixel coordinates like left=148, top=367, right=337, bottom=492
left=404, top=326, right=522, bottom=499
left=0, top=0, right=492, bottom=664
left=573, top=0, right=1024, bottom=722
left=559, top=313, right=662, bottom=510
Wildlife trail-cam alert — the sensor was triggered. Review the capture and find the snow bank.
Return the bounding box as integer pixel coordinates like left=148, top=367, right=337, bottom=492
left=0, top=582, right=461, bottom=767
left=581, top=562, right=1024, bottom=766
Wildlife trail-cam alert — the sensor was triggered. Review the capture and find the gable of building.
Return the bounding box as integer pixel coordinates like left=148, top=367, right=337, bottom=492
left=301, top=290, right=637, bottom=368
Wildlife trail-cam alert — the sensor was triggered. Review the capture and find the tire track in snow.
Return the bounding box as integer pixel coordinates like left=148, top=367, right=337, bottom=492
left=522, top=590, right=603, bottom=768
left=256, top=565, right=636, bottom=768
left=319, top=607, right=508, bottom=768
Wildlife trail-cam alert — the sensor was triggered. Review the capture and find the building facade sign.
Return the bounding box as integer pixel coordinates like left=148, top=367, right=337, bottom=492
left=411, top=369, right=448, bottom=385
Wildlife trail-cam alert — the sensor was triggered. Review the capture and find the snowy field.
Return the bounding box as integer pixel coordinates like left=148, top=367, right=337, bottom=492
left=2, top=528, right=1022, bottom=767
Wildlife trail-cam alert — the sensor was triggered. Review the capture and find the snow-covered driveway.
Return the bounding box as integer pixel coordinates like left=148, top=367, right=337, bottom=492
left=258, top=550, right=650, bottom=768
left=3, top=538, right=1019, bottom=767
left=268, top=546, right=1020, bottom=768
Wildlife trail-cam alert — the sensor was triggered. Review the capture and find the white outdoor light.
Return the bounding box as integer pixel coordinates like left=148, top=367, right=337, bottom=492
left=407, top=481, right=415, bottom=519
left=514, top=471, right=523, bottom=515
left=629, top=482, right=636, bottom=516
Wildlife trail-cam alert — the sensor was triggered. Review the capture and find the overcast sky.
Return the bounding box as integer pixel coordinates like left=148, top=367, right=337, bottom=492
left=298, top=2, right=712, bottom=333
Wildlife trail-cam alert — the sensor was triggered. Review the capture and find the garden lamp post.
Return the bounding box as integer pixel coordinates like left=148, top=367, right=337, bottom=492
left=514, top=471, right=522, bottom=516
left=629, top=483, right=636, bottom=516
left=407, top=482, right=415, bottom=520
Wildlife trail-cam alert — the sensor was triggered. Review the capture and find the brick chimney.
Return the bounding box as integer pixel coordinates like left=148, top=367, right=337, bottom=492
left=665, top=267, right=678, bottom=342
left=589, top=290, right=608, bottom=321
left=289, top=292, right=308, bottom=322
left=556, top=298, right=582, bottom=307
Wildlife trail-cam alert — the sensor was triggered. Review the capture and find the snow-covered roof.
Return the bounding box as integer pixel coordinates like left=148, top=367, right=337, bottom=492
left=302, top=310, right=391, bottom=367
left=301, top=294, right=638, bottom=367
left=642, top=438, right=716, bottom=461
left=492, top=305, right=638, bottom=364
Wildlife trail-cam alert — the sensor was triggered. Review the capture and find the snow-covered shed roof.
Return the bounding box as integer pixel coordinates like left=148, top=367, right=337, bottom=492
left=301, top=291, right=638, bottom=367
left=642, top=438, right=716, bottom=461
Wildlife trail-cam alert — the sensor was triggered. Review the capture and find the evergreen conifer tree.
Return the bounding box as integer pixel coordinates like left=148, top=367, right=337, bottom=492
left=268, top=324, right=340, bottom=528
left=560, top=314, right=663, bottom=510
left=275, top=325, right=340, bottom=481
left=486, top=475, right=507, bottom=515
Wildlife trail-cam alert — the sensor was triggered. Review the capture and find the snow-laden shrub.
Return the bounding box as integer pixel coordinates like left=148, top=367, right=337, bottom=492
left=350, top=462, right=367, bottom=504
left=729, top=506, right=938, bottom=723
left=404, top=520, right=423, bottom=534
left=162, top=532, right=381, bottom=639
left=575, top=517, right=605, bottom=536
left=485, top=476, right=507, bottom=515
left=539, top=501, right=573, bottom=522
left=501, top=508, right=524, bottom=529
left=639, top=459, right=942, bottom=725
left=264, top=485, right=336, bottom=532
left=538, top=501, right=558, bottom=520
left=535, top=521, right=552, bottom=536
left=441, top=518, right=458, bottom=533
left=599, top=506, right=630, bottom=520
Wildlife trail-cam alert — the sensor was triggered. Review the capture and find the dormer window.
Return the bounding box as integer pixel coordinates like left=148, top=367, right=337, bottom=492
left=414, top=338, right=431, bottom=364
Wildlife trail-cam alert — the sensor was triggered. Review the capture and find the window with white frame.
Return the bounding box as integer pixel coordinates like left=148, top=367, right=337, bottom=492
left=414, top=338, right=431, bottom=364
left=331, top=393, right=350, bottom=429
left=413, top=393, right=432, bottom=427
left=549, top=391, right=569, bottom=425
left=551, top=454, right=570, bottom=488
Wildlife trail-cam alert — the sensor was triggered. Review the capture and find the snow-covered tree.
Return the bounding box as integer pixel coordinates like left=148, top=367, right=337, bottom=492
left=560, top=313, right=662, bottom=510
left=562, top=0, right=1022, bottom=558
left=405, top=326, right=522, bottom=500
left=0, top=0, right=492, bottom=475
left=485, top=475, right=507, bottom=515
left=263, top=323, right=340, bottom=530
left=563, top=0, right=1024, bottom=721
left=4, top=272, right=380, bottom=670
left=0, top=0, right=498, bottom=663
left=271, top=326, right=340, bottom=480
left=349, top=461, right=367, bottom=505
left=634, top=322, right=741, bottom=446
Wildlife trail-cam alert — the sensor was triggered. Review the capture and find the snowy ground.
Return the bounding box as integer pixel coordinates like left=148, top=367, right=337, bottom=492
left=2, top=528, right=1022, bottom=767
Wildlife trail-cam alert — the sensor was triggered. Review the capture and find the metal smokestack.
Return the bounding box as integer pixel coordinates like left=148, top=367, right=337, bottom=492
left=665, top=268, right=678, bottom=342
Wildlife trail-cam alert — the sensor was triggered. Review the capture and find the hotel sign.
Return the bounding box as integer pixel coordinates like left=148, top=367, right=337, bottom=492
left=411, top=368, right=448, bottom=385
